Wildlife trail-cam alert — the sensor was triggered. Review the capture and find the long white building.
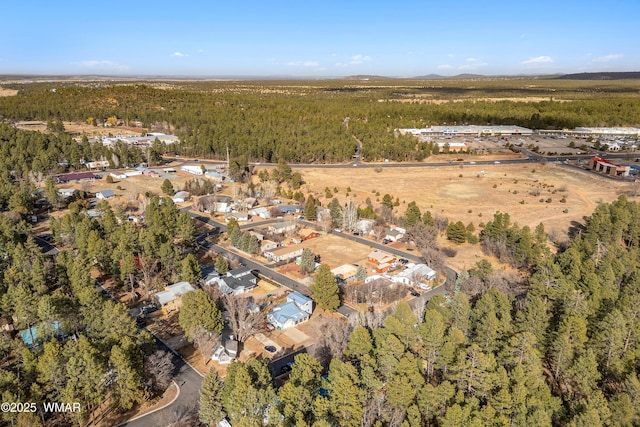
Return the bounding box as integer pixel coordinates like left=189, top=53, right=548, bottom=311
left=398, top=125, right=533, bottom=137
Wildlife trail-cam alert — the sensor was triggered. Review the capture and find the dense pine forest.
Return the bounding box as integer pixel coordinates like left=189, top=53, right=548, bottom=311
left=1, top=78, right=639, bottom=163
left=202, top=196, right=640, bottom=427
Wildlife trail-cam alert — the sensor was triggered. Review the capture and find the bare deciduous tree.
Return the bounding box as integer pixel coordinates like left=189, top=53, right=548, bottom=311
left=410, top=270, right=427, bottom=288
left=373, top=224, right=386, bottom=242
left=191, top=325, right=220, bottom=365
left=341, top=200, right=358, bottom=232
left=166, top=400, right=199, bottom=427
left=312, top=317, right=351, bottom=366
left=320, top=214, right=334, bottom=232
left=378, top=206, right=394, bottom=224
left=434, top=215, right=449, bottom=233
left=261, top=180, right=278, bottom=202
left=143, top=350, right=174, bottom=394
left=222, top=295, right=267, bottom=343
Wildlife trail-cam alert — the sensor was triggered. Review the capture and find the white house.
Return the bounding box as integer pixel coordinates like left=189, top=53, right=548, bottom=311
left=264, top=245, right=304, bottom=264
left=356, top=219, right=374, bottom=235
left=96, top=190, right=115, bottom=200
left=211, top=336, right=238, bottom=364
left=172, top=191, right=190, bottom=203
left=391, top=263, right=437, bottom=288
left=58, top=188, right=78, bottom=199
left=268, top=221, right=297, bottom=234
left=268, top=292, right=313, bottom=330
left=384, top=227, right=405, bottom=242
left=206, top=195, right=233, bottom=213
left=85, top=160, right=110, bottom=170
left=181, top=165, right=204, bottom=175
left=250, top=206, right=271, bottom=219
left=226, top=212, right=249, bottom=222
left=287, top=292, right=313, bottom=315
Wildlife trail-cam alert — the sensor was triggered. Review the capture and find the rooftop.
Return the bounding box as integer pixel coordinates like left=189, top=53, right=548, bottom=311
left=270, top=301, right=308, bottom=325
left=287, top=291, right=312, bottom=306
left=167, top=281, right=196, bottom=296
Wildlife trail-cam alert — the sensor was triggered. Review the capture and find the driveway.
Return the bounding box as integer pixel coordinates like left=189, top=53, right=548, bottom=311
left=118, top=338, right=203, bottom=427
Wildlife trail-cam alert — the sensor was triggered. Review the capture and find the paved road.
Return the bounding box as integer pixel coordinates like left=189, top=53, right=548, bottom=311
left=167, top=147, right=638, bottom=167
left=118, top=337, right=203, bottom=427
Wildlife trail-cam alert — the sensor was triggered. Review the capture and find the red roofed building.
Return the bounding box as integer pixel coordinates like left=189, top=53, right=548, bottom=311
left=55, top=172, right=97, bottom=183
left=589, top=157, right=630, bottom=177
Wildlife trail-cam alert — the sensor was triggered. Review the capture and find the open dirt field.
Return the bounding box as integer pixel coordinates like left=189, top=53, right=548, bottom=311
left=0, top=86, right=18, bottom=97
left=55, top=170, right=197, bottom=207
left=300, top=234, right=373, bottom=266
left=298, top=163, right=639, bottom=243
left=14, top=120, right=146, bottom=137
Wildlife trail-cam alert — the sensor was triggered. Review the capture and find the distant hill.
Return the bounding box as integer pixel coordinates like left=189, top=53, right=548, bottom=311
left=557, top=71, right=640, bottom=80
left=412, top=74, right=447, bottom=79
left=344, top=75, right=395, bottom=81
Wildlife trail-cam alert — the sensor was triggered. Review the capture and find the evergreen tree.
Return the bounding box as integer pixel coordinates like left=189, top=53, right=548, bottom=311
left=423, top=210, right=435, bottom=226
left=178, top=290, right=224, bottom=339
left=404, top=201, right=422, bottom=227
left=161, top=178, right=174, bottom=195
left=304, top=195, right=318, bottom=221
left=215, top=256, right=229, bottom=275
left=310, top=264, right=340, bottom=311
left=382, top=194, right=394, bottom=209
left=199, top=369, right=225, bottom=426
left=299, top=248, right=316, bottom=275
left=180, top=254, right=201, bottom=284
left=446, top=221, right=467, bottom=244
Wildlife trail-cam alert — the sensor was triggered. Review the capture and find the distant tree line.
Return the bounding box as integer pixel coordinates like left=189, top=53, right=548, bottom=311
left=1, top=81, right=639, bottom=164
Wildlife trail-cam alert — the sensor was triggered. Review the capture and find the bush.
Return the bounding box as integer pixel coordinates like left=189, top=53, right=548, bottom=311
left=442, top=247, right=458, bottom=257
left=105, top=175, right=114, bottom=184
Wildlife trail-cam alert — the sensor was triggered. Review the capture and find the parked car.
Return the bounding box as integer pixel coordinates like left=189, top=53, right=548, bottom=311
left=264, top=323, right=275, bottom=331
left=140, top=302, right=158, bottom=315
left=135, top=316, right=147, bottom=328
left=264, top=345, right=277, bottom=353
left=408, top=288, right=420, bottom=297
left=280, top=363, right=294, bottom=374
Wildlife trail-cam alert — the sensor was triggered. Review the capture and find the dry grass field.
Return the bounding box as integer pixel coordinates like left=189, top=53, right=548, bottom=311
left=0, top=86, right=18, bottom=97
left=300, top=234, right=373, bottom=267
left=297, top=163, right=638, bottom=242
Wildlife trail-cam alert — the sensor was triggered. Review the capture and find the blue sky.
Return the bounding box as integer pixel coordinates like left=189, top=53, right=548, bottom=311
left=2, top=0, right=638, bottom=77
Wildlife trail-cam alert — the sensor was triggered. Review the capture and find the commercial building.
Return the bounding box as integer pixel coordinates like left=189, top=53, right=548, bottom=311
left=398, top=125, right=533, bottom=137
left=589, top=157, right=630, bottom=177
